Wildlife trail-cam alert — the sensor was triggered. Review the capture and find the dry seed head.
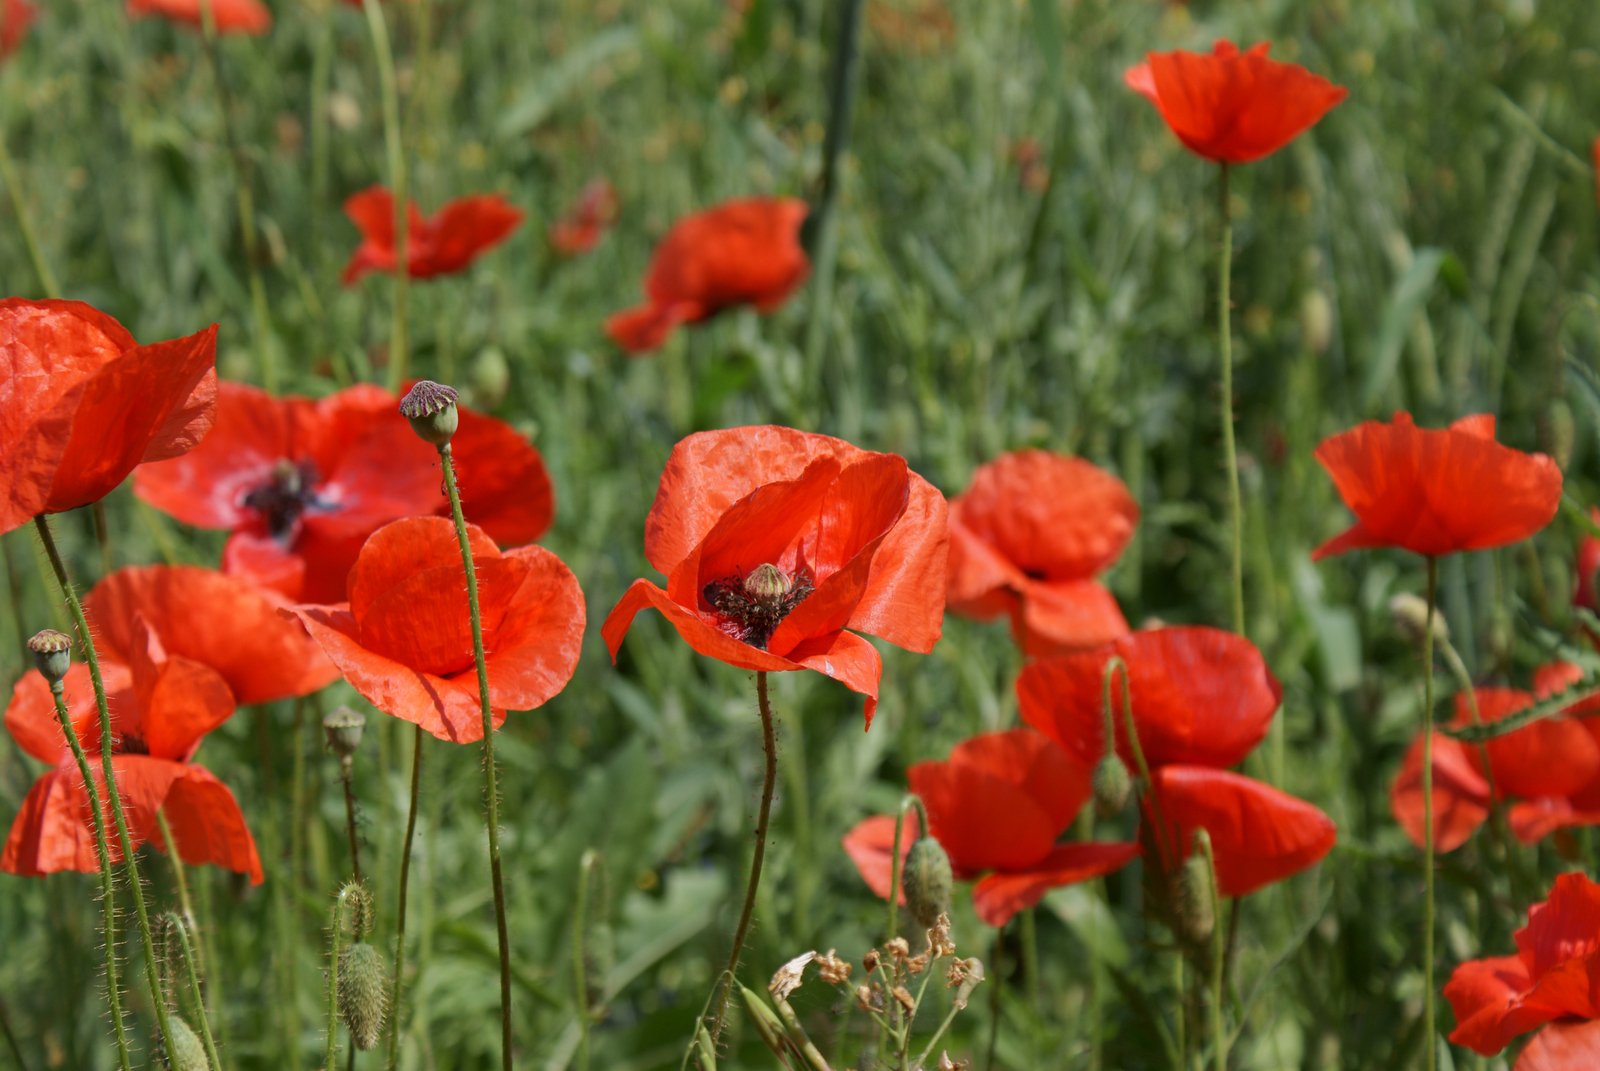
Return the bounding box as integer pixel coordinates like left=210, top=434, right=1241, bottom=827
left=163, top=1015, right=209, bottom=1071
left=322, top=706, right=366, bottom=760
left=928, top=913, right=956, bottom=959
left=891, top=985, right=916, bottom=1014
left=885, top=937, right=910, bottom=961
left=338, top=941, right=388, bottom=1049
left=862, top=948, right=882, bottom=974
left=855, top=984, right=879, bottom=1012
left=906, top=952, right=930, bottom=975
left=903, top=837, right=953, bottom=932
left=950, top=957, right=985, bottom=1010
left=398, top=380, right=460, bottom=446
left=817, top=949, right=852, bottom=986
left=28, top=629, right=71, bottom=685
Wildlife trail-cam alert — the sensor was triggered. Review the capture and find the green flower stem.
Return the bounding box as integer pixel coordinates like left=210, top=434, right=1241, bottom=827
left=48, top=680, right=134, bottom=1071
left=338, top=754, right=362, bottom=883
left=438, top=443, right=513, bottom=1071
left=1104, top=657, right=1172, bottom=866
left=1217, top=162, right=1243, bottom=637
left=325, top=885, right=356, bottom=1071
left=886, top=794, right=930, bottom=941
left=364, top=0, right=411, bottom=392
left=385, top=725, right=424, bottom=1071
left=1199, top=837, right=1226, bottom=1071
left=1173, top=953, right=1187, bottom=1071
left=707, top=670, right=780, bottom=1049
left=574, top=850, right=599, bottom=1071
left=165, top=913, right=222, bottom=1071
left=34, top=514, right=177, bottom=1067
left=1422, top=555, right=1439, bottom=1071
left=0, top=129, right=61, bottom=298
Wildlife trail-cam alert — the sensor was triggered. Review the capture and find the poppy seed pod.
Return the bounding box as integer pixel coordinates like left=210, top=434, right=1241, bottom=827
left=1174, top=835, right=1216, bottom=944
left=337, top=941, right=388, bottom=1050
left=398, top=380, right=460, bottom=447
left=164, top=1015, right=209, bottom=1071
left=26, top=630, right=71, bottom=686
left=1092, top=752, right=1132, bottom=819
left=322, top=706, right=366, bottom=761
left=902, top=836, right=954, bottom=931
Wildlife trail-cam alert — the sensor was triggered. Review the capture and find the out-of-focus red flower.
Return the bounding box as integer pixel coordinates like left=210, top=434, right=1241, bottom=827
left=126, top=0, right=271, bottom=34
left=1018, top=626, right=1280, bottom=771
left=1313, top=413, right=1562, bottom=560
left=1574, top=508, right=1600, bottom=621
left=948, top=450, right=1138, bottom=656
left=549, top=179, right=619, bottom=256
left=341, top=186, right=523, bottom=285
left=842, top=730, right=1138, bottom=926
left=290, top=517, right=584, bottom=743
left=1008, top=138, right=1050, bottom=193
left=0, top=299, right=217, bottom=536
left=134, top=381, right=553, bottom=603
left=606, top=198, right=809, bottom=353
left=1, top=0, right=36, bottom=57
left=866, top=0, right=955, bottom=55
left=602, top=426, right=948, bottom=728
left=1124, top=40, right=1346, bottom=164
left=4, top=618, right=261, bottom=881
left=1445, top=872, right=1600, bottom=1065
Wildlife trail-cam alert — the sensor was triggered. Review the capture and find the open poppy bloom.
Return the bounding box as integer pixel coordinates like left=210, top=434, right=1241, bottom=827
left=341, top=186, right=523, bottom=285
left=1124, top=40, right=1347, bottom=164
left=289, top=517, right=585, bottom=743
left=134, top=381, right=553, bottom=603
left=1444, top=871, right=1600, bottom=1067
left=606, top=197, right=809, bottom=353
left=126, top=0, right=271, bottom=34
left=1313, top=413, right=1562, bottom=560
left=549, top=178, right=619, bottom=256
left=842, top=730, right=1139, bottom=926
left=1, top=0, right=35, bottom=57
left=948, top=449, right=1138, bottom=656
left=4, top=618, right=261, bottom=882
left=601, top=425, right=948, bottom=728
left=0, top=298, right=217, bottom=536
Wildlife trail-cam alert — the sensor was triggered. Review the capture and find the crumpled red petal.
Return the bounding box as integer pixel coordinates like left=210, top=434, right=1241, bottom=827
left=971, top=842, right=1140, bottom=927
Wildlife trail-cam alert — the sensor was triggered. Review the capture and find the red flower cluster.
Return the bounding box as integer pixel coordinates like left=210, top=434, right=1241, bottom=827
left=2, top=0, right=35, bottom=58
left=947, top=449, right=1137, bottom=656
left=1392, top=663, right=1600, bottom=852
left=342, top=186, right=524, bottom=285
left=1125, top=40, right=1346, bottom=164
left=1445, top=871, right=1600, bottom=1067
left=1019, top=627, right=1335, bottom=896
left=127, top=0, right=271, bottom=35
left=0, top=299, right=217, bottom=535
left=602, top=426, right=948, bottom=727
left=843, top=730, right=1139, bottom=926
left=549, top=179, right=619, bottom=256
left=607, top=198, right=809, bottom=353
left=134, top=380, right=553, bottom=603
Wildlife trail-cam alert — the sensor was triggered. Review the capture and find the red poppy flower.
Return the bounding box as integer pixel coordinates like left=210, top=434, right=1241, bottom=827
left=1, top=0, right=35, bottom=57
left=601, top=425, right=948, bottom=728
left=4, top=616, right=261, bottom=882
left=289, top=517, right=584, bottom=743
left=134, top=381, right=553, bottom=603
left=1312, top=413, right=1562, bottom=560
left=1445, top=872, right=1600, bottom=1064
left=1124, top=40, right=1347, bottom=164
left=0, top=299, right=217, bottom=537
left=606, top=197, right=809, bottom=353
left=948, top=449, right=1138, bottom=656
left=842, top=730, right=1139, bottom=926
left=1575, top=509, right=1600, bottom=621
left=126, top=0, right=270, bottom=34
left=549, top=178, right=619, bottom=256
left=1017, top=626, right=1280, bottom=772
left=341, top=186, right=523, bottom=285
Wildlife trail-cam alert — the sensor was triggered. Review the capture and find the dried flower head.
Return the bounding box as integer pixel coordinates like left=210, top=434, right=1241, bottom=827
left=892, top=985, right=917, bottom=1014
left=817, top=949, right=852, bottom=986
left=398, top=380, right=460, bottom=446
left=855, top=983, right=880, bottom=1012
left=928, top=913, right=956, bottom=960
left=770, top=951, right=816, bottom=1001
left=27, top=629, right=71, bottom=685
left=885, top=937, right=910, bottom=961
left=863, top=948, right=882, bottom=974
left=906, top=952, right=930, bottom=975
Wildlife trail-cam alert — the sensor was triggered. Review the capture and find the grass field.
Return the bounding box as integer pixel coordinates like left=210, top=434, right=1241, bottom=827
left=3, top=0, right=1600, bottom=1068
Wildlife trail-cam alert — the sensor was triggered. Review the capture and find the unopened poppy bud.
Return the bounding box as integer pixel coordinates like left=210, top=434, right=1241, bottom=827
left=164, top=1015, right=209, bottom=1071
left=1092, top=753, right=1132, bottom=818
left=903, top=836, right=953, bottom=932
left=738, top=984, right=790, bottom=1057
left=743, top=563, right=792, bottom=603
left=322, top=706, right=366, bottom=760
left=27, top=629, right=71, bottom=685
left=1389, top=593, right=1447, bottom=648
left=398, top=380, right=459, bottom=446
left=469, top=345, right=511, bottom=410
left=337, top=941, right=388, bottom=1050
left=1299, top=290, right=1333, bottom=356
left=1174, top=834, right=1216, bottom=944
left=1545, top=399, right=1575, bottom=472
left=583, top=921, right=614, bottom=1010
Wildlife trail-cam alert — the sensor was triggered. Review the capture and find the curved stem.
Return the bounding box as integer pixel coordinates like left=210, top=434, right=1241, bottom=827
left=438, top=444, right=513, bottom=1071
left=49, top=681, right=134, bottom=1071
left=34, top=515, right=177, bottom=1066
left=1105, top=657, right=1172, bottom=867
left=385, top=725, right=424, bottom=1071
left=708, top=671, right=780, bottom=1047
left=1422, top=556, right=1439, bottom=1071
left=165, top=913, right=223, bottom=1071
left=1217, top=162, right=1243, bottom=637
left=363, top=0, right=410, bottom=392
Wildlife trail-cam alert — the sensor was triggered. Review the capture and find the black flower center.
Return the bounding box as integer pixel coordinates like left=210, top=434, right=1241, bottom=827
left=704, top=563, right=815, bottom=650
left=118, top=733, right=149, bottom=756
left=242, top=459, right=327, bottom=540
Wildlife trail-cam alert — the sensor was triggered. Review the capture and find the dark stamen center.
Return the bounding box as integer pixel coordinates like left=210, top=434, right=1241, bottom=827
left=118, top=734, right=149, bottom=756
left=703, top=563, right=815, bottom=650
left=242, top=459, right=325, bottom=540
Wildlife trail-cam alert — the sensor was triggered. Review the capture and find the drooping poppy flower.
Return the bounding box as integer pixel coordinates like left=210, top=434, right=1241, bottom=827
left=288, top=517, right=585, bottom=744
left=4, top=617, right=262, bottom=882
left=1445, top=872, right=1600, bottom=1066
left=549, top=178, right=619, bottom=256
left=606, top=198, right=809, bottom=353
left=948, top=449, right=1138, bottom=656
left=1017, top=626, right=1280, bottom=772
left=1312, top=413, right=1562, bottom=561
left=601, top=425, right=948, bottom=727
left=0, top=299, right=217, bottom=536
left=1, top=0, right=36, bottom=58
left=842, top=730, right=1139, bottom=926
left=1124, top=40, right=1347, bottom=165
left=341, top=186, right=523, bottom=285
left=134, top=381, right=553, bottom=603
left=126, top=0, right=271, bottom=34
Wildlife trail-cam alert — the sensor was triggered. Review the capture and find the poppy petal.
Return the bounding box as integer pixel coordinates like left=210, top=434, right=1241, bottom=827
left=346, top=517, right=500, bottom=624
left=788, top=629, right=884, bottom=729
left=841, top=811, right=918, bottom=903
left=971, top=842, right=1140, bottom=927
left=447, top=405, right=555, bottom=546
left=422, top=195, right=523, bottom=276
left=1390, top=731, right=1492, bottom=853
left=1011, top=578, right=1130, bottom=656
left=846, top=473, right=949, bottom=654
left=6, top=661, right=126, bottom=764
left=606, top=302, right=696, bottom=353
left=1516, top=1021, right=1600, bottom=1071
left=601, top=578, right=796, bottom=674
left=1463, top=688, right=1600, bottom=801
left=125, top=618, right=236, bottom=762
left=1446, top=954, right=1543, bottom=1055
left=157, top=765, right=264, bottom=883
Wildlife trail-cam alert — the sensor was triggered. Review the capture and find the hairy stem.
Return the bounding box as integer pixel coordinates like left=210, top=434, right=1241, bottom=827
left=165, top=913, right=222, bottom=1071
left=339, top=756, right=363, bottom=883
left=385, top=726, right=423, bottom=1071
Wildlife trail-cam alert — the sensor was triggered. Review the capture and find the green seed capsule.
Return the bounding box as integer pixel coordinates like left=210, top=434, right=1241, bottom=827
left=338, top=941, right=389, bottom=1050
left=903, top=836, right=953, bottom=932
left=398, top=380, right=460, bottom=447
left=164, top=1016, right=208, bottom=1071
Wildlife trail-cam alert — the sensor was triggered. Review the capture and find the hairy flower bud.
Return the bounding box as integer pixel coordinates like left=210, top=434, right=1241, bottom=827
left=398, top=380, right=460, bottom=446
left=27, top=629, right=71, bottom=685
left=1092, top=752, right=1132, bottom=818
left=164, top=1016, right=209, bottom=1071
left=322, top=706, right=366, bottom=761
left=1174, top=835, right=1216, bottom=944
left=1389, top=592, right=1447, bottom=648
left=903, top=836, right=953, bottom=932
left=338, top=941, right=388, bottom=1050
